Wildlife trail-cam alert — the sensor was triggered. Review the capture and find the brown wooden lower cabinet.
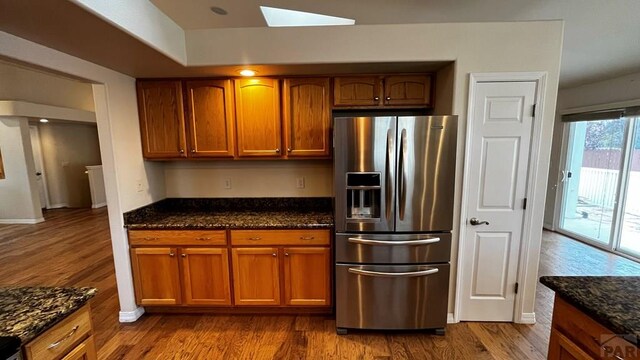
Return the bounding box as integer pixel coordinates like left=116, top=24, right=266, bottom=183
left=231, top=247, right=281, bottom=306
left=284, top=247, right=331, bottom=306
left=23, top=305, right=97, bottom=360
left=548, top=296, right=640, bottom=360
left=128, top=229, right=332, bottom=311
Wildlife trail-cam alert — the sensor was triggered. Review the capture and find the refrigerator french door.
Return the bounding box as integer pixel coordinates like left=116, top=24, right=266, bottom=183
left=334, top=115, right=457, bottom=334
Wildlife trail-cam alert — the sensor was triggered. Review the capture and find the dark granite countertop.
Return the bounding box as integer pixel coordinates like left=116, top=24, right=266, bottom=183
left=0, top=287, right=97, bottom=345
left=540, top=276, right=640, bottom=346
left=124, top=197, right=334, bottom=230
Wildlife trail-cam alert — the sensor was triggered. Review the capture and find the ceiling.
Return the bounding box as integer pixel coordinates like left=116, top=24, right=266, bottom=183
left=0, top=0, right=638, bottom=88
left=151, top=0, right=640, bottom=88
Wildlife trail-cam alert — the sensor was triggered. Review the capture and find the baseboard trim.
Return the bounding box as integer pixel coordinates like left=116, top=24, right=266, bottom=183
left=91, top=202, right=107, bottom=209
left=119, top=307, right=145, bottom=323
left=518, top=312, right=536, bottom=324
left=47, top=203, right=68, bottom=209
left=447, top=313, right=456, bottom=324
left=0, top=217, right=45, bottom=224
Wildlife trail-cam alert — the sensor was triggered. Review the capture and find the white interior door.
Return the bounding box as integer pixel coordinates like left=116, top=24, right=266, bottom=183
left=29, top=125, right=48, bottom=209
left=459, top=81, right=537, bottom=321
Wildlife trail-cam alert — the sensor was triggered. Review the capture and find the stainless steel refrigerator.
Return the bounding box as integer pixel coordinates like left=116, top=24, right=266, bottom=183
left=334, top=115, right=457, bottom=335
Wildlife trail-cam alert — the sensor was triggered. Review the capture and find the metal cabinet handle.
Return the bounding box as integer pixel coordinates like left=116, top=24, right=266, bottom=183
left=299, top=236, right=315, bottom=240
left=469, top=217, right=490, bottom=226
left=272, top=253, right=277, bottom=257
left=47, top=325, right=79, bottom=349
left=287, top=147, right=292, bottom=152
left=285, top=252, right=289, bottom=256
left=348, top=267, right=439, bottom=278
left=275, top=148, right=280, bottom=153
left=143, top=237, right=158, bottom=241
left=179, top=149, right=184, bottom=153
left=169, top=252, right=175, bottom=257
left=195, top=237, right=211, bottom=241
left=181, top=254, right=187, bottom=258
left=385, top=96, right=391, bottom=101
left=373, top=96, right=380, bottom=101
left=248, top=237, right=261, bottom=240
left=191, top=149, right=196, bottom=153
left=348, top=237, right=440, bottom=246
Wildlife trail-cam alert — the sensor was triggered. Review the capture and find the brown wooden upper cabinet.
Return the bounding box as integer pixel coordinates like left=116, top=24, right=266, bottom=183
left=333, top=74, right=433, bottom=108
left=282, top=78, right=332, bottom=158
left=234, top=78, right=282, bottom=157
left=185, top=80, right=236, bottom=158
left=137, top=81, right=187, bottom=158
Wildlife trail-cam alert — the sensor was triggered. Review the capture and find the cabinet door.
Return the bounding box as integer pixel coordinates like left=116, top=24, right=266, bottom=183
left=283, top=247, right=331, bottom=306
left=548, top=329, right=595, bottom=360
left=283, top=78, right=331, bottom=158
left=136, top=81, right=187, bottom=158
left=383, top=75, right=432, bottom=106
left=130, top=247, right=181, bottom=305
left=60, top=335, right=97, bottom=360
left=181, top=248, right=231, bottom=306
left=185, top=80, right=235, bottom=158
left=231, top=247, right=280, bottom=305
left=234, top=78, right=282, bottom=157
left=333, top=76, right=381, bottom=107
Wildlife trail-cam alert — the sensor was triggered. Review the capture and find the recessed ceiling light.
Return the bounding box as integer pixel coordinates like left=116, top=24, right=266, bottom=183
left=260, top=6, right=355, bottom=27
left=39, top=118, right=49, bottom=123
left=239, top=69, right=256, bottom=77
left=210, top=6, right=228, bottom=15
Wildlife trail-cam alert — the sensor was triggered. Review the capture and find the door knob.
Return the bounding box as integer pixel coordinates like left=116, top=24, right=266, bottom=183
left=469, top=217, right=490, bottom=226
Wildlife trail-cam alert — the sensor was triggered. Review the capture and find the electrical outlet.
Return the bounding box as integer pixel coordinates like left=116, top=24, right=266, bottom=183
left=224, top=178, right=232, bottom=189
left=296, top=177, right=305, bottom=189
left=136, top=180, right=144, bottom=193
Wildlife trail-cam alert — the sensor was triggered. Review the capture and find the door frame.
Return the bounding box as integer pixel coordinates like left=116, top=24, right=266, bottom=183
left=29, top=125, right=51, bottom=209
left=454, top=72, right=547, bottom=324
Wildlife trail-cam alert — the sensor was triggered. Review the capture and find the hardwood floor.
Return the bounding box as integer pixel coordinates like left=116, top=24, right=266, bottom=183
left=2, top=209, right=640, bottom=359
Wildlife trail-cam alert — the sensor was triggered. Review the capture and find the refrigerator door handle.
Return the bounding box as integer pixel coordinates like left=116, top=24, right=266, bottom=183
left=348, top=267, right=439, bottom=278
left=385, top=128, right=394, bottom=220
left=398, top=128, right=408, bottom=220
left=347, top=237, right=440, bottom=245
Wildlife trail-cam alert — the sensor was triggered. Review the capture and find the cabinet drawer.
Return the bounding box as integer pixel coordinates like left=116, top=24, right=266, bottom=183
left=24, top=305, right=92, bottom=360
left=552, top=297, right=638, bottom=359
left=129, top=230, right=227, bottom=246
left=231, top=229, right=330, bottom=246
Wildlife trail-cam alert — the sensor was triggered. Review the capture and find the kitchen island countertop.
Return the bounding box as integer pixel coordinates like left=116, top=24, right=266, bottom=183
left=0, top=287, right=97, bottom=345
left=540, top=276, right=640, bottom=346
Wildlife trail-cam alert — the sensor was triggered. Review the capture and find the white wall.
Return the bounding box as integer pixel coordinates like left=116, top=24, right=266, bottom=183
left=39, top=122, right=102, bottom=208
left=545, top=71, right=640, bottom=229
left=0, top=117, right=43, bottom=223
left=0, top=30, right=165, bottom=321
left=165, top=161, right=332, bottom=198
left=0, top=61, right=95, bottom=112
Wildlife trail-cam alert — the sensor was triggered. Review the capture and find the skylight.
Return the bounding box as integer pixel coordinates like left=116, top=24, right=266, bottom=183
left=259, top=6, right=355, bottom=27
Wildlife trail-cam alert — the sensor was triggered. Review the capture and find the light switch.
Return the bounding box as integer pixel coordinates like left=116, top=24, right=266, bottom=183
left=224, top=178, right=232, bottom=189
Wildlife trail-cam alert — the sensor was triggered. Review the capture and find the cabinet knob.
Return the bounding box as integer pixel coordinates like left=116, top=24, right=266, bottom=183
left=191, top=149, right=196, bottom=153
left=272, top=253, right=277, bottom=257
left=385, top=96, right=391, bottom=101
left=287, top=147, right=292, bottom=153
left=285, top=252, right=289, bottom=256
left=169, top=252, right=175, bottom=257
left=181, top=253, right=187, bottom=258
left=179, top=149, right=184, bottom=154
left=373, top=96, right=380, bottom=101
left=275, top=148, right=280, bottom=153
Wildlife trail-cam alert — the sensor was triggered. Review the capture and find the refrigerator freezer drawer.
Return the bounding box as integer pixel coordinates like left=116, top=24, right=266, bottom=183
left=335, top=232, right=451, bottom=264
left=336, top=264, right=449, bottom=330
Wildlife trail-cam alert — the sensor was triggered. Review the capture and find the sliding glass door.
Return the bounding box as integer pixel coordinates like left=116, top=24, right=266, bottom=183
left=559, top=113, right=640, bottom=258
left=559, top=119, right=626, bottom=248
left=619, top=119, right=640, bottom=256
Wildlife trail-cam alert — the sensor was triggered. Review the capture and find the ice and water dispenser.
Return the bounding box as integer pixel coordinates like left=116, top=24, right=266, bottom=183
left=345, top=172, right=381, bottom=221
